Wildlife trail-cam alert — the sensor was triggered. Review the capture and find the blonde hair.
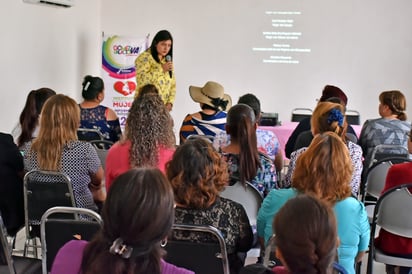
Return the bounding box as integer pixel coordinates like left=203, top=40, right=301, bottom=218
left=292, top=132, right=352, bottom=203
left=311, top=102, right=348, bottom=141
left=31, top=94, right=79, bottom=170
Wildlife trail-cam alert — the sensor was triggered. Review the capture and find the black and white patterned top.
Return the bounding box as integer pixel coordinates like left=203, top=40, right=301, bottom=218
left=172, top=197, right=253, bottom=273
left=22, top=140, right=101, bottom=212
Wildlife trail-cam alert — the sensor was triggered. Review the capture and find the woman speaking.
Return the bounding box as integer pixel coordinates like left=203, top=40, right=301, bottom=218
left=135, top=30, right=175, bottom=111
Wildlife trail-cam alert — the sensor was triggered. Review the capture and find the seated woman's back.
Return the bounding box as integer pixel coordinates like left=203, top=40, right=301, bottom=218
left=79, top=75, right=122, bottom=142
left=221, top=104, right=277, bottom=196
left=166, top=138, right=253, bottom=274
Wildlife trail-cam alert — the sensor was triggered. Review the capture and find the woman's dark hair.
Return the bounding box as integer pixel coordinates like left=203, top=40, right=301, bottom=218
left=17, top=87, right=56, bottom=147
left=150, top=30, right=173, bottom=63
left=166, top=138, right=228, bottom=209
left=82, top=75, right=104, bottom=100
left=274, top=194, right=337, bottom=274
left=81, top=168, right=175, bottom=274
left=226, top=104, right=261, bottom=184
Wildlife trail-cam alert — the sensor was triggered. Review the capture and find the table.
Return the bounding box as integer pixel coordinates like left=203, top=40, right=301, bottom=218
left=259, top=122, right=362, bottom=159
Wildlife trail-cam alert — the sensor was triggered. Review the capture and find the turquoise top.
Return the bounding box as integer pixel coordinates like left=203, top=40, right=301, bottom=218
left=257, top=188, right=370, bottom=274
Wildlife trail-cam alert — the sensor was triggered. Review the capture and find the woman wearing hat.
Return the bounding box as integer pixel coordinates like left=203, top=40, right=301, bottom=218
left=179, top=81, right=232, bottom=144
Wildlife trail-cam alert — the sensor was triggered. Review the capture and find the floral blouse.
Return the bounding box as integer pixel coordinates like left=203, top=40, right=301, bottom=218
left=135, top=50, right=176, bottom=105
left=284, top=141, right=363, bottom=196
left=221, top=151, right=277, bottom=196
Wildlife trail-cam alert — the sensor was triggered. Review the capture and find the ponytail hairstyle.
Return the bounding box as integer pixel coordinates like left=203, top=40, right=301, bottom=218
left=150, top=30, right=173, bottom=63
left=82, top=75, right=104, bottom=101
left=226, top=103, right=261, bottom=184
left=311, top=102, right=348, bottom=143
left=274, top=194, right=337, bottom=274
left=17, top=88, right=56, bottom=147
left=379, top=90, right=407, bottom=121
left=82, top=168, right=175, bottom=274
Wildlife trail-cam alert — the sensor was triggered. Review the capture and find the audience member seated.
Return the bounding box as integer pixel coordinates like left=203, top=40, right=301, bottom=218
left=374, top=161, right=412, bottom=274
left=51, top=168, right=194, bottom=274
left=257, top=132, right=369, bottom=274
left=0, top=132, right=25, bottom=236
left=79, top=75, right=122, bottom=142
left=214, top=93, right=283, bottom=172
left=358, top=90, right=410, bottom=169
left=220, top=104, right=277, bottom=196
left=409, top=128, right=412, bottom=154
left=105, top=89, right=175, bottom=191
left=179, top=81, right=232, bottom=144
left=166, top=138, right=253, bottom=274
left=22, top=94, right=105, bottom=212
left=12, top=87, right=56, bottom=147
left=285, top=85, right=357, bottom=159
left=285, top=102, right=363, bottom=196
left=273, top=194, right=343, bottom=274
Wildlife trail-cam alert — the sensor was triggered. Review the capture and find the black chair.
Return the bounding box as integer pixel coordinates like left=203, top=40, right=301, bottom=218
left=165, top=224, right=230, bottom=274
left=367, top=183, right=412, bottom=274
left=368, top=144, right=409, bottom=169
left=291, top=108, right=312, bottom=122
left=40, top=206, right=102, bottom=274
left=90, top=140, right=114, bottom=171
left=23, top=170, right=76, bottom=258
left=0, top=214, right=41, bottom=274
left=345, top=110, right=361, bottom=125
left=77, top=128, right=104, bottom=142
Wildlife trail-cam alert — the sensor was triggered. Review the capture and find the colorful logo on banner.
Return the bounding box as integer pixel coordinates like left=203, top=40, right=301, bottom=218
left=101, top=34, right=149, bottom=129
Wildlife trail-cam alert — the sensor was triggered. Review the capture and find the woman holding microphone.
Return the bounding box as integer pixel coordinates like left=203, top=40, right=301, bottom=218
left=135, top=30, right=175, bottom=111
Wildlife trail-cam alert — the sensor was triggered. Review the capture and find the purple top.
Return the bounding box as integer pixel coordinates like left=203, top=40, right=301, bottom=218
left=51, top=240, right=194, bottom=274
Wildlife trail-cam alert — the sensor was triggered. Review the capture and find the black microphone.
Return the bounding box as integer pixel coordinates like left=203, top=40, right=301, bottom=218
left=166, top=55, right=172, bottom=78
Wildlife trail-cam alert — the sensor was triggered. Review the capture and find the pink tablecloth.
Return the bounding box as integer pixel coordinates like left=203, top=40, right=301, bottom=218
left=259, top=122, right=362, bottom=159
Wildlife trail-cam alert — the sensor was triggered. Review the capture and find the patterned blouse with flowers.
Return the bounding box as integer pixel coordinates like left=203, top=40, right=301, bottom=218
left=135, top=50, right=176, bottom=105
left=221, top=151, right=277, bottom=196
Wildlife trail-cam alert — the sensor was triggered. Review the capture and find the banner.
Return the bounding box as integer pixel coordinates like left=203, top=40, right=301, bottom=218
left=101, top=34, right=149, bottom=130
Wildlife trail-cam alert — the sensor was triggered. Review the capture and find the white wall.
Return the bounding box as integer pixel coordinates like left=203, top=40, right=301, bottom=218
left=0, top=0, right=101, bottom=133
left=1, top=0, right=411, bottom=135
left=101, top=0, right=412, bottom=133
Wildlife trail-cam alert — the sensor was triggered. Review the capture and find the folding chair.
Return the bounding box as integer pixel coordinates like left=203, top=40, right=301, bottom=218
left=220, top=181, right=263, bottom=226
left=77, top=128, right=104, bottom=142
left=40, top=206, right=102, bottom=274
left=367, top=183, right=412, bottom=274
left=23, top=170, right=76, bottom=258
left=368, top=144, right=409, bottom=169
left=0, top=214, right=41, bottom=274
left=165, top=224, right=230, bottom=274
left=90, top=140, right=114, bottom=171
left=291, top=108, right=312, bottom=122
left=360, top=157, right=411, bottom=222
left=345, top=110, right=361, bottom=125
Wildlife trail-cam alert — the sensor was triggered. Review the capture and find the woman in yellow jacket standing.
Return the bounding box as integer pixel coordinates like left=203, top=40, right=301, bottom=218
left=135, top=30, right=176, bottom=111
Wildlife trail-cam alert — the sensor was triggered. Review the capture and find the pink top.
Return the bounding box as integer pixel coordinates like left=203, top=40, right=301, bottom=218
left=105, top=140, right=175, bottom=191
left=51, top=240, right=194, bottom=274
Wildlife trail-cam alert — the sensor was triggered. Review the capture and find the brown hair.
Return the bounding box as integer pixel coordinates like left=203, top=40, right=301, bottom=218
left=125, top=93, right=175, bottom=167
left=30, top=94, right=79, bottom=171
left=292, top=132, right=352, bottom=203
left=17, top=87, right=56, bottom=147
left=274, top=194, right=337, bottom=274
left=166, top=138, right=228, bottom=209
left=379, top=90, right=407, bottom=121
left=311, top=102, right=347, bottom=142
left=225, top=103, right=261, bottom=183
left=82, top=168, right=175, bottom=274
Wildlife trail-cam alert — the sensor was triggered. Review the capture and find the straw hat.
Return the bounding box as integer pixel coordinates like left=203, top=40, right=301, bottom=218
left=189, top=81, right=232, bottom=111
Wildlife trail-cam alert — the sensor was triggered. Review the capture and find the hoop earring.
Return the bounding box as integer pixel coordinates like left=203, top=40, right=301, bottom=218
left=160, top=239, right=168, bottom=247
